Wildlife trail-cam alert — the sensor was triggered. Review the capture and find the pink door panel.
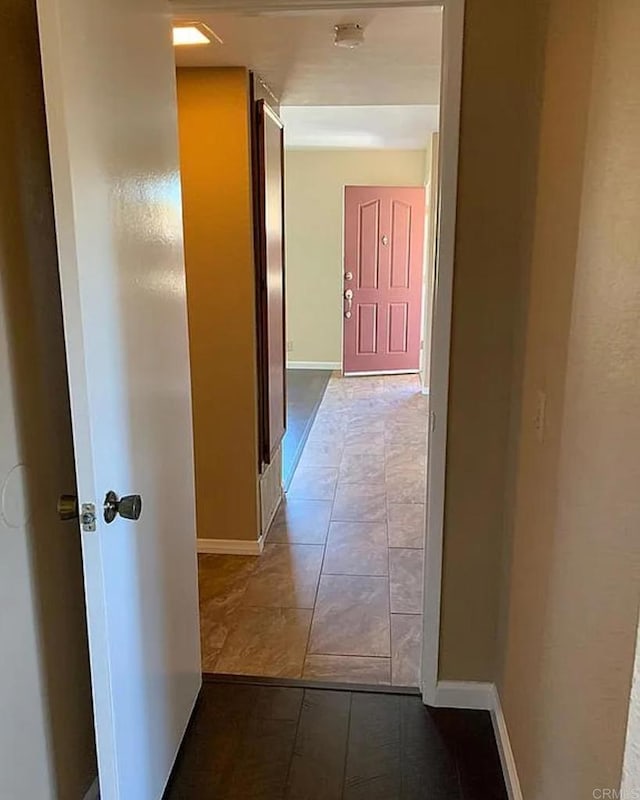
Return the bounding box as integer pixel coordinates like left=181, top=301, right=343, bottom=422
left=343, top=186, right=426, bottom=374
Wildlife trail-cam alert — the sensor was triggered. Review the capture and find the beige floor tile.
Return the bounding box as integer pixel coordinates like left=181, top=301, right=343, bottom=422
left=386, top=465, right=427, bottom=504
left=198, top=374, right=432, bottom=683
left=303, top=655, right=391, bottom=685
left=298, top=439, right=344, bottom=468
left=391, top=614, right=422, bottom=686
left=322, top=521, right=389, bottom=576
left=198, top=554, right=257, bottom=660
left=201, top=646, right=221, bottom=673
left=342, top=440, right=386, bottom=460
left=385, top=423, right=428, bottom=447
left=344, top=429, right=385, bottom=449
left=215, top=607, right=312, bottom=678
left=331, top=482, right=387, bottom=522
left=309, top=575, right=391, bottom=657
left=198, top=553, right=257, bottom=603
left=347, top=413, right=385, bottom=432
left=389, top=548, right=424, bottom=614
left=288, top=465, right=338, bottom=501
left=385, top=442, right=427, bottom=472
left=339, top=454, right=386, bottom=484
left=388, top=504, right=426, bottom=548
left=242, top=544, right=324, bottom=608
left=310, top=413, right=348, bottom=436
left=268, top=498, right=332, bottom=544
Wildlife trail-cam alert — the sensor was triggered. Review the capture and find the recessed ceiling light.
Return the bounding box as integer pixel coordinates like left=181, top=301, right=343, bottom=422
left=334, top=23, right=364, bottom=49
left=172, top=22, right=221, bottom=47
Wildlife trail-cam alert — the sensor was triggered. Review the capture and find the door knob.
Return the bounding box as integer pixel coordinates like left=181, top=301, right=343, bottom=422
left=344, top=288, right=353, bottom=319
left=57, top=494, right=79, bottom=521
left=103, top=490, right=143, bottom=523
left=344, top=271, right=353, bottom=281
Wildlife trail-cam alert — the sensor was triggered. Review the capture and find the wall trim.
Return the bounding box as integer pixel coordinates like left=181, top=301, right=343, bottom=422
left=431, top=682, right=522, bottom=800
left=83, top=777, right=100, bottom=800
left=287, top=360, right=341, bottom=370
left=343, top=369, right=420, bottom=377
left=432, top=680, right=495, bottom=710
left=263, top=483, right=284, bottom=537
left=489, top=685, right=523, bottom=800
left=197, top=535, right=265, bottom=556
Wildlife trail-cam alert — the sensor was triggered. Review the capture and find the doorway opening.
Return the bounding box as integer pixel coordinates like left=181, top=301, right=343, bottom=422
left=174, top=4, right=446, bottom=689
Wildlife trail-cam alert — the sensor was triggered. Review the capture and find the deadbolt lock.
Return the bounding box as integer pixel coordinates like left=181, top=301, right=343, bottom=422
left=57, top=494, right=79, bottom=521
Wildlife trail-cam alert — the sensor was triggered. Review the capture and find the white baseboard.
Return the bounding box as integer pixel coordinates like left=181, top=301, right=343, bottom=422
left=343, top=369, right=420, bottom=377
left=432, top=680, right=495, bottom=710
left=197, top=535, right=264, bottom=555
left=263, top=485, right=284, bottom=537
left=83, top=777, right=99, bottom=800
left=421, top=386, right=430, bottom=396
left=431, top=681, right=522, bottom=800
left=287, top=360, right=341, bottom=370
left=489, top=685, right=523, bottom=800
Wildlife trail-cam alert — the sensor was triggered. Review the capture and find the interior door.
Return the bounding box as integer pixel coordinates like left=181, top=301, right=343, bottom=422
left=343, top=186, right=426, bottom=375
left=36, top=1, right=201, bottom=798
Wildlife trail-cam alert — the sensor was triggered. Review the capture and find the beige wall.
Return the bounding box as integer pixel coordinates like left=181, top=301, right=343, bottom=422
left=177, top=68, right=261, bottom=543
left=439, top=0, right=548, bottom=681
left=497, top=0, right=640, bottom=796
left=284, top=148, right=428, bottom=365
left=0, top=0, right=97, bottom=795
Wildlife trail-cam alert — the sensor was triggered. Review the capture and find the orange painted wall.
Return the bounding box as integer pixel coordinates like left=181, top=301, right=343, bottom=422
left=176, top=67, right=260, bottom=542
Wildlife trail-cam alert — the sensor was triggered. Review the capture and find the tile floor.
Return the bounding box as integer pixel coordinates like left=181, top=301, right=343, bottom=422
left=165, top=681, right=508, bottom=800
left=198, top=374, right=428, bottom=686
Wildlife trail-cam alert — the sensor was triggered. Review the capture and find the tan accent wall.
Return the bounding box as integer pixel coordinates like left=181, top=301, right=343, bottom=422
left=177, top=68, right=260, bottom=542
left=0, top=0, right=97, bottom=794
left=497, top=0, right=640, bottom=795
left=284, top=148, right=428, bottom=365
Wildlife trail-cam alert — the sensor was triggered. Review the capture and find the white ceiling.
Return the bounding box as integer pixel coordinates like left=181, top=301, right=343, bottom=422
left=172, top=8, right=442, bottom=106
left=281, top=105, right=439, bottom=149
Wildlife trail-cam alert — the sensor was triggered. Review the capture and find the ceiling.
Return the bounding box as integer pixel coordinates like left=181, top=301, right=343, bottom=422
left=281, top=105, right=439, bottom=149
left=172, top=8, right=442, bottom=106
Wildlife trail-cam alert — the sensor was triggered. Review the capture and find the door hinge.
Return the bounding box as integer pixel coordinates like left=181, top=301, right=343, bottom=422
left=430, top=411, right=436, bottom=433
left=420, top=339, right=425, bottom=351
left=81, top=503, right=96, bottom=532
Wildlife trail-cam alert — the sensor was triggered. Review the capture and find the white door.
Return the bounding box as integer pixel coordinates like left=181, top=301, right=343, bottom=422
left=35, top=0, right=201, bottom=798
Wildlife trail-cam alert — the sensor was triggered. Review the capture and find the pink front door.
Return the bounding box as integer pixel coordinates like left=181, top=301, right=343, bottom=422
left=343, top=186, right=426, bottom=374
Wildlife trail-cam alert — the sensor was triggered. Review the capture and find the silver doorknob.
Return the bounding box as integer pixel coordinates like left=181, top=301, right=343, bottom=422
left=103, top=490, right=143, bottom=523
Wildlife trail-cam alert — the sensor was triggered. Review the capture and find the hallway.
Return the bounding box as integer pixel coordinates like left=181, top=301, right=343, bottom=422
left=199, top=374, right=428, bottom=685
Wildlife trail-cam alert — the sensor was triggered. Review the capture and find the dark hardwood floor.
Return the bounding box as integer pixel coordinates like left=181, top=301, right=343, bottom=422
left=282, top=369, right=332, bottom=488
left=163, top=680, right=507, bottom=799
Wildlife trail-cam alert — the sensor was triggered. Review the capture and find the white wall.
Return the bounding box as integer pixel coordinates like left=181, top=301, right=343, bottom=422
left=0, top=0, right=97, bottom=796
left=284, top=148, right=429, bottom=366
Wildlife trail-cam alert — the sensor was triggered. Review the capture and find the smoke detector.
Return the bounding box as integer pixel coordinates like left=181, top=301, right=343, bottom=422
left=334, top=23, right=364, bottom=49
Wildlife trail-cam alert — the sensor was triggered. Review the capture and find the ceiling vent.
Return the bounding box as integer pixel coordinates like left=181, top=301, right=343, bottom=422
left=334, top=23, right=364, bottom=49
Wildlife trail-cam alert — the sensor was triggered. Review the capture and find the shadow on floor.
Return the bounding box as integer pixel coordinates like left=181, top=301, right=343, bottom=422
left=282, top=369, right=331, bottom=488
